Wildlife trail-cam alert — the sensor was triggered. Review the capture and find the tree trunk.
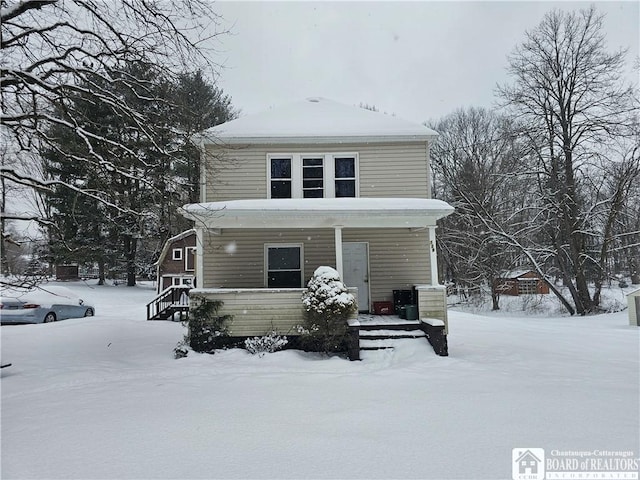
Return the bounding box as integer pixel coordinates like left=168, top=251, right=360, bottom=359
left=124, top=236, right=137, bottom=287
left=630, top=254, right=640, bottom=285
left=98, top=261, right=105, bottom=286
left=491, top=292, right=500, bottom=311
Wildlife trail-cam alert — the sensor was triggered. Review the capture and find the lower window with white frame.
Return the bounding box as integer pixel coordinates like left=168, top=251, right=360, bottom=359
left=265, top=244, right=303, bottom=288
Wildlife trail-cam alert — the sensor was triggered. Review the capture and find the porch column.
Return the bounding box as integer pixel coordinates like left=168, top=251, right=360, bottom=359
left=428, top=226, right=439, bottom=285
left=334, top=226, right=344, bottom=278
left=195, top=227, right=205, bottom=288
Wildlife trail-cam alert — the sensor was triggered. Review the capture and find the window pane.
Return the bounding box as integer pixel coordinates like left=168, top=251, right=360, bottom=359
left=303, top=179, right=323, bottom=189
left=335, top=157, right=355, bottom=178
left=303, top=189, right=323, bottom=198
left=303, top=158, right=324, bottom=197
left=271, top=181, right=291, bottom=198
left=303, top=166, right=323, bottom=178
left=303, top=158, right=323, bottom=167
left=335, top=180, right=356, bottom=197
left=268, top=247, right=300, bottom=270
left=271, top=158, right=291, bottom=179
left=268, top=271, right=302, bottom=288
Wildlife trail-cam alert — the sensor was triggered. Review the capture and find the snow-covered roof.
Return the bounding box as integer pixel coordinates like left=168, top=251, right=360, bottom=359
left=195, top=97, right=438, bottom=145
left=154, top=229, right=196, bottom=267
left=498, top=269, right=538, bottom=279
left=180, top=197, right=454, bottom=229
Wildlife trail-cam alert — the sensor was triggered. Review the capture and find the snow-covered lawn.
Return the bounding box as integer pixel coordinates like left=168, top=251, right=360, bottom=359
left=1, top=282, right=638, bottom=479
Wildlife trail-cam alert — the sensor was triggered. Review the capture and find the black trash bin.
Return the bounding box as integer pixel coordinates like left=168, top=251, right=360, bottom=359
left=393, top=289, right=416, bottom=315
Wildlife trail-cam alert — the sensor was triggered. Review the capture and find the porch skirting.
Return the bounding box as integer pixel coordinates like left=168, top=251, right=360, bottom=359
left=189, top=285, right=448, bottom=359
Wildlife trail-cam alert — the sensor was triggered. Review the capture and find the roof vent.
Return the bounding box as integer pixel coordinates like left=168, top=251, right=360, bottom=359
left=307, top=97, right=320, bottom=103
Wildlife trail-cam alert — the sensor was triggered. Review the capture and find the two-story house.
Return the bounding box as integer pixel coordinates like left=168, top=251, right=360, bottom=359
left=179, top=97, right=454, bottom=349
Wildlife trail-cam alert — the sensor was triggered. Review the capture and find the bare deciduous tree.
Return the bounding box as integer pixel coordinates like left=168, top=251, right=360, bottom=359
left=430, top=107, right=525, bottom=310
left=1, top=0, right=222, bottom=225
left=497, top=6, right=637, bottom=314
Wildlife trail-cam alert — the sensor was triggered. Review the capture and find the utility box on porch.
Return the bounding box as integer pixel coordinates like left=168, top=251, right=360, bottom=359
left=373, top=301, right=394, bottom=315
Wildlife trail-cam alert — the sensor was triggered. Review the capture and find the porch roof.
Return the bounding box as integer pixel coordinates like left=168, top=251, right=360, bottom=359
left=179, top=198, right=454, bottom=229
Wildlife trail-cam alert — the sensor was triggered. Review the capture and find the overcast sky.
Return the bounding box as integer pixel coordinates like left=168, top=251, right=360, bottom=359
left=211, top=1, right=639, bottom=125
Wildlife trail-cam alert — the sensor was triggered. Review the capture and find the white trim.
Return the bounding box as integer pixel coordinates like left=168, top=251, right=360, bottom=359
left=264, top=243, right=304, bottom=288
left=199, top=139, right=207, bottom=203
left=184, top=246, right=196, bottom=272
left=266, top=154, right=294, bottom=199
left=198, top=134, right=437, bottom=146
left=428, top=226, right=439, bottom=285
left=334, top=226, right=343, bottom=278
left=266, top=153, right=359, bottom=199
left=195, top=228, right=204, bottom=289
left=172, top=248, right=183, bottom=261
left=181, top=198, right=455, bottom=230
left=333, top=154, right=359, bottom=198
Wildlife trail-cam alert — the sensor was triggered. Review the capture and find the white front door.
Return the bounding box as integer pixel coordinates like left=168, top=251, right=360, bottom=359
left=342, top=242, right=370, bottom=312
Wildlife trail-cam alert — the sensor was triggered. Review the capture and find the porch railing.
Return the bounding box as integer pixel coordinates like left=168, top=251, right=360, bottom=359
left=146, top=285, right=191, bottom=321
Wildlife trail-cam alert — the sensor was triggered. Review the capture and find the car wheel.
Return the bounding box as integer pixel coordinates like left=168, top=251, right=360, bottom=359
left=84, top=308, right=94, bottom=317
left=44, top=312, right=56, bottom=323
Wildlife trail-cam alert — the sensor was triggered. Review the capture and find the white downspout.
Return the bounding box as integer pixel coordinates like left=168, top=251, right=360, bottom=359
left=334, top=226, right=344, bottom=279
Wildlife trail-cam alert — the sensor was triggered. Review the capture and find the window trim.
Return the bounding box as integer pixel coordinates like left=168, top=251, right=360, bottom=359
left=264, top=243, right=304, bottom=288
left=268, top=155, right=293, bottom=199
left=334, top=156, right=358, bottom=198
left=267, top=153, right=359, bottom=199
left=184, top=246, right=196, bottom=272
left=172, top=248, right=183, bottom=261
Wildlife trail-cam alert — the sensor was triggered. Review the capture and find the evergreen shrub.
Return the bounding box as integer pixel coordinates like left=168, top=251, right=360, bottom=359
left=299, top=266, right=357, bottom=354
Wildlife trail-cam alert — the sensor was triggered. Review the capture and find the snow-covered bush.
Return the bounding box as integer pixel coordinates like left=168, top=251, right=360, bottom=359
left=300, top=266, right=357, bottom=354
left=173, top=340, right=189, bottom=359
left=244, top=331, right=289, bottom=357
left=186, top=296, right=232, bottom=353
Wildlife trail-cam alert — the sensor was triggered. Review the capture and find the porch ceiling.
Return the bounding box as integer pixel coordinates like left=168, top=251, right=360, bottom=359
left=179, top=198, right=454, bottom=229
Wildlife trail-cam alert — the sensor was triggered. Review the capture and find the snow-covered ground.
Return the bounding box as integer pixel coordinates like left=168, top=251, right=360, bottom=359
left=1, top=281, right=638, bottom=479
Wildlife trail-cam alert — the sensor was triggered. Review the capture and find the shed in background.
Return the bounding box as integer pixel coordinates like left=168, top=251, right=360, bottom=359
left=493, top=270, right=549, bottom=296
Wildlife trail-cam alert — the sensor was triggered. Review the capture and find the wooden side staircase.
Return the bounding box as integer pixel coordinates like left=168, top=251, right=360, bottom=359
left=146, top=286, right=191, bottom=321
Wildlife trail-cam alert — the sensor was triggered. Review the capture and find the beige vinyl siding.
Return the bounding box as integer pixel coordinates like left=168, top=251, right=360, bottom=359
left=191, top=288, right=358, bottom=337
left=204, top=142, right=430, bottom=201
left=416, top=286, right=448, bottom=332
left=193, top=289, right=306, bottom=336
left=201, top=228, right=432, bottom=308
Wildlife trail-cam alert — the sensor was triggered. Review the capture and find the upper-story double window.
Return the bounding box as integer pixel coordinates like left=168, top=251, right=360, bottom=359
left=268, top=154, right=358, bottom=199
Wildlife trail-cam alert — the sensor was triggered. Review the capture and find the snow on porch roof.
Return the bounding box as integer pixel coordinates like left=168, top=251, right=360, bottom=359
left=179, top=198, right=454, bottom=229
left=195, top=97, right=438, bottom=145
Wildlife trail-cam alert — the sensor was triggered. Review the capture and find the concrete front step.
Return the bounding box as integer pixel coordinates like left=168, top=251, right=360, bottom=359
left=359, top=329, right=426, bottom=340
left=359, top=335, right=426, bottom=350
left=358, top=323, right=421, bottom=332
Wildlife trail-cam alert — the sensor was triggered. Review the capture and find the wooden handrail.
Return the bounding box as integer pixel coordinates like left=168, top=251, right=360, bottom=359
left=146, top=285, right=191, bottom=320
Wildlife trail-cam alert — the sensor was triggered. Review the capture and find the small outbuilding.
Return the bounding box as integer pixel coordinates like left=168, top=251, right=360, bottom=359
left=628, top=288, right=640, bottom=326
left=55, top=264, right=79, bottom=281
left=493, top=270, right=549, bottom=296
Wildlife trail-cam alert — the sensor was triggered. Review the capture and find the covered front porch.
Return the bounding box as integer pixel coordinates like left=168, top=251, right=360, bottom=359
left=180, top=198, right=454, bottom=358
left=188, top=286, right=448, bottom=359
